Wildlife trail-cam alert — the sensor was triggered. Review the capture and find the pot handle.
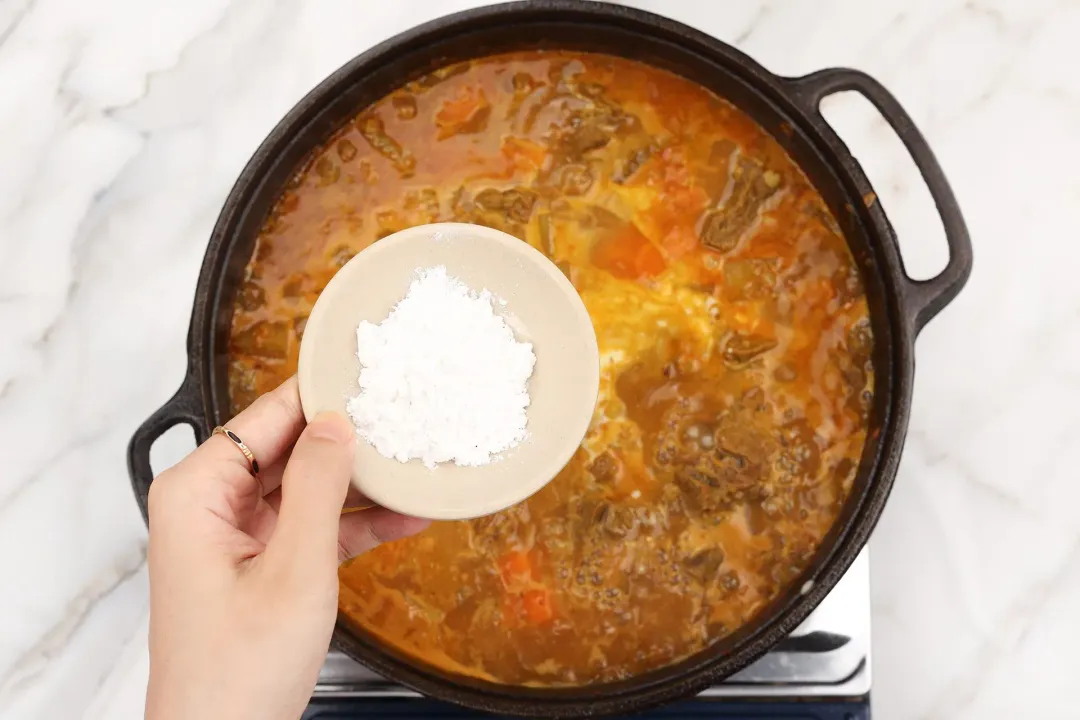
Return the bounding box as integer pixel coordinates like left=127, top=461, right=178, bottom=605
left=786, top=68, right=972, bottom=335
left=126, top=373, right=209, bottom=523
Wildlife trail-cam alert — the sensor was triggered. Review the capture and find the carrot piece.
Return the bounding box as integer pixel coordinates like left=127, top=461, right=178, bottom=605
left=501, top=136, right=547, bottom=171
left=435, top=86, right=491, bottom=140
left=499, top=551, right=532, bottom=583
left=521, top=589, right=553, bottom=624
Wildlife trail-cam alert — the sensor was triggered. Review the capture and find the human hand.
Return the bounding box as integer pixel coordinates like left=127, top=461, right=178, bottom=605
left=145, top=377, right=429, bottom=720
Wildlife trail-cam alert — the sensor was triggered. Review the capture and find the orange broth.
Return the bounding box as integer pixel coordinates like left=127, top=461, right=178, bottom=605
left=227, top=51, right=874, bottom=686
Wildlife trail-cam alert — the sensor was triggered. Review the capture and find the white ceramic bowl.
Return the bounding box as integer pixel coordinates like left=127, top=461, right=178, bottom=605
left=297, top=222, right=600, bottom=520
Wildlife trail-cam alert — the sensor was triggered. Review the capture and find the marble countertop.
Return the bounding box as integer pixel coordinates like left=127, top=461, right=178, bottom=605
left=0, top=0, right=1073, bottom=718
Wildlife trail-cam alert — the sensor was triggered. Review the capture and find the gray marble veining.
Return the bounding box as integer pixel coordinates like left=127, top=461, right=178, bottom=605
left=0, top=1, right=1075, bottom=718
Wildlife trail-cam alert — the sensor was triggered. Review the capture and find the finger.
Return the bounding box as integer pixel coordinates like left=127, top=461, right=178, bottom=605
left=265, top=412, right=356, bottom=578
left=244, top=496, right=279, bottom=546
left=193, top=377, right=305, bottom=492
left=337, top=507, right=430, bottom=563
left=265, top=486, right=282, bottom=513
left=264, top=479, right=368, bottom=514
left=241, top=449, right=289, bottom=500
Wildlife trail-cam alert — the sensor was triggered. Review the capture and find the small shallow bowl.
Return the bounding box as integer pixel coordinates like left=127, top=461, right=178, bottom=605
left=297, top=222, right=600, bottom=520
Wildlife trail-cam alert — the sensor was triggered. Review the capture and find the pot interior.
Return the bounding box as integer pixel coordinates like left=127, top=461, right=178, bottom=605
left=201, top=5, right=900, bottom=714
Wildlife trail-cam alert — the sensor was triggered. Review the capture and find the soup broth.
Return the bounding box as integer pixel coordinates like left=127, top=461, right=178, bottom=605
left=227, top=51, right=874, bottom=687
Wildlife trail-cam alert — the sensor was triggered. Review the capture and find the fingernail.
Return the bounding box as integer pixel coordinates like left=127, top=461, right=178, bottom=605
left=309, top=412, right=355, bottom=445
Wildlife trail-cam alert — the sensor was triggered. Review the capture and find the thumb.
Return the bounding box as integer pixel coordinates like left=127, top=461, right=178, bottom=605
left=265, top=412, right=355, bottom=579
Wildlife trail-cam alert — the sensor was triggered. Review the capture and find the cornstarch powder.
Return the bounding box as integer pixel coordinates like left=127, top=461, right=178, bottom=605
left=346, top=266, right=536, bottom=468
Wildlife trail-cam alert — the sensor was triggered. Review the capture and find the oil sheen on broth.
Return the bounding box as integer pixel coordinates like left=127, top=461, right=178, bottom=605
left=227, top=52, right=874, bottom=687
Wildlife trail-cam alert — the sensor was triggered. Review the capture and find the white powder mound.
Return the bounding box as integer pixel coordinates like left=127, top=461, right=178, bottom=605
left=346, top=266, right=536, bottom=468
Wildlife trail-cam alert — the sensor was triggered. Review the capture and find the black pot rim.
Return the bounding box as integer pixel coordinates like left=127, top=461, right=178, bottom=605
left=127, top=2, right=972, bottom=717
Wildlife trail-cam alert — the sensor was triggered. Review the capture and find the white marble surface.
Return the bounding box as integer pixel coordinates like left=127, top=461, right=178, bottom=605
left=0, top=0, right=1074, bottom=718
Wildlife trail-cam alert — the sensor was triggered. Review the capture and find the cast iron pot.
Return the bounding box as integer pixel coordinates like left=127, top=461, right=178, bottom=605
left=127, top=1, right=972, bottom=716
